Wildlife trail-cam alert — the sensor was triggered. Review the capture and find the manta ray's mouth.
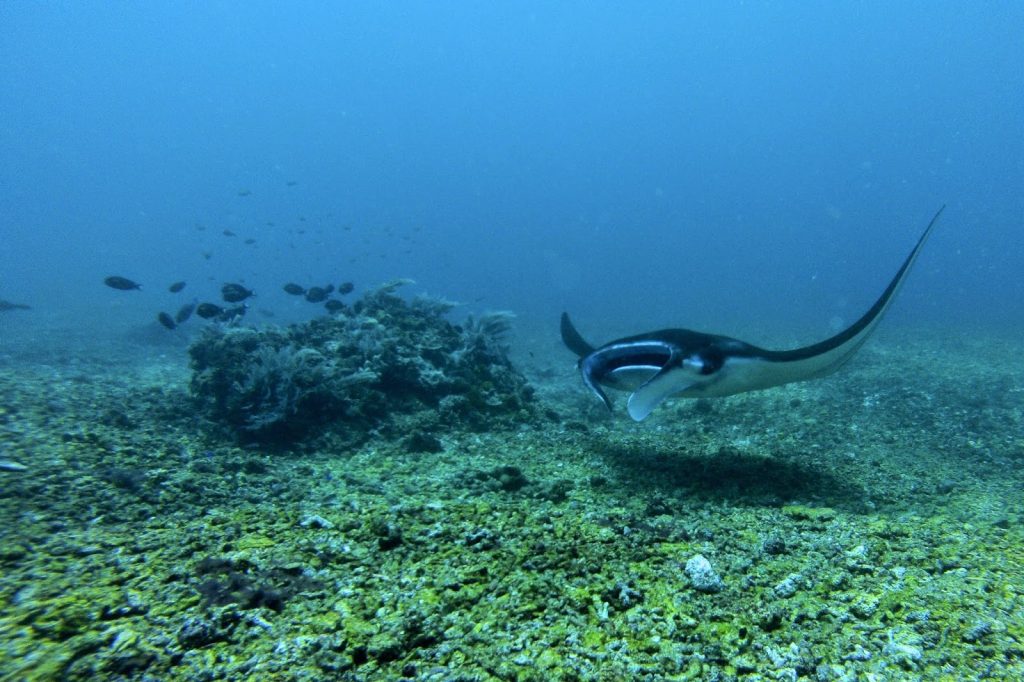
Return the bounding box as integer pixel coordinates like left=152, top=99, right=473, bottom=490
left=593, top=344, right=672, bottom=374
left=578, top=340, right=676, bottom=412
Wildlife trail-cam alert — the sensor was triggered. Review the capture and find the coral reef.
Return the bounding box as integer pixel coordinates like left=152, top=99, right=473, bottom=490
left=188, top=281, right=535, bottom=444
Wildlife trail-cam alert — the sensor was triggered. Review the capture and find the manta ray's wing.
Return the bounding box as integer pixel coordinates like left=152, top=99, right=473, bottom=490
left=758, top=204, right=946, bottom=380
left=626, top=365, right=698, bottom=421
left=560, top=313, right=595, bottom=357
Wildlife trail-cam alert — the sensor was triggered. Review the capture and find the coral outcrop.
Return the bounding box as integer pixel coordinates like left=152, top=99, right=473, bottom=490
left=188, top=281, right=535, bottom=444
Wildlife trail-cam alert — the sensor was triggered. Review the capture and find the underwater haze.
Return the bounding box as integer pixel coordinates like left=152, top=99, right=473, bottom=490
left=2, top=2, right=1022, bottom=342
left=3, top=4, right=1024, bottom=681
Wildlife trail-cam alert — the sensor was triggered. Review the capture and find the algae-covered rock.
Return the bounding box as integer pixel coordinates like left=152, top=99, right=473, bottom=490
left=188, top=282, right=536, bottom=444
left=781, top=504, right=837, bottom=523
left=685, top=554, right=724, bottom=593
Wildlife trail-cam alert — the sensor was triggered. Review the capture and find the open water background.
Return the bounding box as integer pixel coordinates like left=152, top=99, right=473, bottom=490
left=1, top=3, right=1022, bottom=349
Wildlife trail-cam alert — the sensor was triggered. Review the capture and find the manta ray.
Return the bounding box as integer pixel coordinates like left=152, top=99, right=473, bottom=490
left=561, top=207, right=945, bottom=421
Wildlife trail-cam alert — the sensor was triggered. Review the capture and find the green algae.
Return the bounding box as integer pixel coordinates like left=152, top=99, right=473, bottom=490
left=781, top=504, right=837, bottom=522
left=0, top=330, right=1022, bottom=680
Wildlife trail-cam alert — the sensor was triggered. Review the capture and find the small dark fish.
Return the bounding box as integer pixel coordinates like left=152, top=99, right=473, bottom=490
left=221, top=283, right=254, bottom=303
left=244, top=238, right=256, bottom=245
left=202, top=251, right=213, bottom=260
left=237, top=189, right=251, bottom=197
left=286, top=180, right=297, bottom=186
left=283, top=283, right=306, bottom=296
left=168, top=281, right=186, bottom=293
left=0, top=299, right=31, bottom=312
left=324, top=284, right=335, bottom=294
left=337, top=281, right=355, bottom=295
left=324, top=299, right=346, bottom=314
left=196, top=303, right=224, bottom=319
left=304, top=286, right=328, bottom=303
left=223, top=229, right=236, bottom=237
left=157, top=312, right=177, bottom=330
left=104, top=276, right=141, bottom=290
left=175, top=302, right=196, bottom=324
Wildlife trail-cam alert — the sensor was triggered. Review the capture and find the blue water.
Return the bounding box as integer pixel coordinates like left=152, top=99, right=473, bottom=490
left=2, top=2, right=1022, bottom=346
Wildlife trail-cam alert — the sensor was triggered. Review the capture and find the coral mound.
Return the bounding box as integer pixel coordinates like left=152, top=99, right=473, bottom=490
left=188, top=281, right=535, bottom=444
